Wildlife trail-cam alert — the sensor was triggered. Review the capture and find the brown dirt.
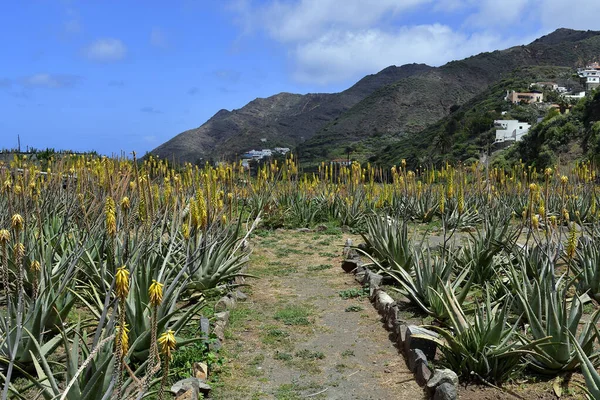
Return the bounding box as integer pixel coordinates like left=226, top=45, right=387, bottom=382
left=210, top=228, right=425, bottom=400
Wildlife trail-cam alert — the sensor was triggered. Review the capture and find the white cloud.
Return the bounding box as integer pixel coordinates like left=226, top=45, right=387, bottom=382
left=150, top=28, right=168, bottom=48
left=22, top=73, right=80, bottom=88
left=293, top=25, right=519, bottom=84
left=231, top=0, right=600, bottom=85
left=83, top=39, right=127, bottom=62
left=261, top=0, right=431, bottom=42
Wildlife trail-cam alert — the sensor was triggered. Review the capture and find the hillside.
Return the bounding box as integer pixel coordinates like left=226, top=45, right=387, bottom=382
left=301, top=29, right=600, bottom=164
left=370, top=66, right=583, bottom=167
left=151, top=28, right=600, bottom=165
left=149, top=64, right=432, bottom=164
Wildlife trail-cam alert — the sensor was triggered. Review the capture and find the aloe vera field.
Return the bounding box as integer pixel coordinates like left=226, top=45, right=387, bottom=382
left=2, top=153, right=600, bottom=399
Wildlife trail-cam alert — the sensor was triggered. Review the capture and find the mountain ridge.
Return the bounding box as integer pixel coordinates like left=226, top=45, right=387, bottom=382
left=150, top=29, right=600, bottom=165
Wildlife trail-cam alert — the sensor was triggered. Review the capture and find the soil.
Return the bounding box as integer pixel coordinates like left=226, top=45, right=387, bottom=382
left=211, top=228, right=425, bottom=400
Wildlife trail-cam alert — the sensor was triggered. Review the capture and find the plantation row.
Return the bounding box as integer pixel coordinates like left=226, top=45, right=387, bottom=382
left=0, top=153, right=599, bottom=398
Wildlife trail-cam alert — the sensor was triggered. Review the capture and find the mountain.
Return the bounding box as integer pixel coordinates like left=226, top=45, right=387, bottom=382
left=149, top=63, right=432, bottom=164
left=150, top=29, right=600, bottom=165
left=300, top=29, right=600, bottom=164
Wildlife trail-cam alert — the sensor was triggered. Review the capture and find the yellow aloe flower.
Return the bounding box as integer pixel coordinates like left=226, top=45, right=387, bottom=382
left=11, top=214, right=24, bottom=231
left=158, top=329, right=177, bottom=359
left=117, top=323, right=130, bottom=355
left=149, top=280, right=164, bottom=307
left=0, top=229, right=9, bottom=244
left=115, top=266, right=130, bottom=299
left=30, top=260, right=41, bottom=272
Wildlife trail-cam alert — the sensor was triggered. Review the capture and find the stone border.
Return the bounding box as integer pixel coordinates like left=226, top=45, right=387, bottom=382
left=341, top=239, right=459, bottom=400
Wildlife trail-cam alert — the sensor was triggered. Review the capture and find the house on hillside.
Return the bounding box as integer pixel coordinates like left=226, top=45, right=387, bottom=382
left=505, top=90, right=544, bottom=104
left=562, top=91, right=586, bottom=100
left=494, top=120, right=531, bottom=143
left=530, top=82, right=558, bottom=90
left=578, top=63, right=600, bottom=91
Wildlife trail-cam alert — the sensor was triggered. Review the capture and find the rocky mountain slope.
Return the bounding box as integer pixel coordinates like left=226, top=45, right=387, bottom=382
left=150, top=64, right=431, bottom=163
left=150, top=29, right=600, bottom=165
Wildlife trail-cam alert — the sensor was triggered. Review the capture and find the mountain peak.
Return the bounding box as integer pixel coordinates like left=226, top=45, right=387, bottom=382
left=532, top=28, right=600, bottom=45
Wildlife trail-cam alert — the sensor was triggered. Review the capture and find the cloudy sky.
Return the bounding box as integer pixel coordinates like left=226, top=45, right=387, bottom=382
left=0, top=0, right=598, bottom=155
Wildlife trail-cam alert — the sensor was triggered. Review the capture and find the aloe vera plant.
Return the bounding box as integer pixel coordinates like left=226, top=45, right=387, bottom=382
left=574, top=238, right=600, bottom=301
left=420, top=287, right=545, bottom=384
left=512, top=270, right=600, bottom=374
left=361, top=214, right=412, bottom=271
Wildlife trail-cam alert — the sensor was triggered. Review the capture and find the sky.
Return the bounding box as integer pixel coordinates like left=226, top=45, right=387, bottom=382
left=1, top=0, right=599, bottom=156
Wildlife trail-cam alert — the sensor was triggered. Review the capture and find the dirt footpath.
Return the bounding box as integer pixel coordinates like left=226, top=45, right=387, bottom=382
left=211, top=228, right=425, bottom=400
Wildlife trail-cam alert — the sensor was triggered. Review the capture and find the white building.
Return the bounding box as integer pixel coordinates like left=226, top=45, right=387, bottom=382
left=494, top=120, right=531, bottom=143
left=562, top=91, right=586, bottom=100
left=578, top=63, right=600, bottom=90
left=274, top=147, right=290, bottom=154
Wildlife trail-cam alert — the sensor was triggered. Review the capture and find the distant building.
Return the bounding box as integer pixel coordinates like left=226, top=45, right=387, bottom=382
left=530, top=82, right=558, bottom=90
left=505, top=90, right=544, bottom=104
left=562, top=91, right=586, bottom=100
left=273, top=147, right=290, bottom=154
left=577, top=63, right=600, bottom=90
left=330, top=159, right=352, bottom=166
left=494, top=120, right=531, bottom=143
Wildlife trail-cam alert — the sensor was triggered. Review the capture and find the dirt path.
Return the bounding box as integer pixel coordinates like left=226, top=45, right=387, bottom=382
left=211, top=228, right=424, bottom=400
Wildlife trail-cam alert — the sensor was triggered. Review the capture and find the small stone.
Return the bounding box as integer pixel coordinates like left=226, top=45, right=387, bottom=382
left=199, top=317, right=210, bottom=340
left=396, top=323, right=408, bottom=346
left=404, top=325, right=438, bottom=361
left=433, top=382, right=457, bottom=400
left=171, top=377, right=211, bottom=398
left=214, top=311, right=230, bottom=324
left=367, top=271, right=383, bottom=288
left=296, top=227, right=311, bottom=232
left=355, top=271, right=366, bottom=283
left=416, top=362, right=432, bottom=386
left=427, top=369, right=459, bottom=390
left=193, top=362, right=208, bottom=380
left=342, top=259, right=360, bottom=273
left=233, top=289, right=248, bottom=302
left=316, top=224, right=328, bottom=231
left=386, top=304, right=400, bottom=330
left=214, top=295, right=236, bottom=312
left=408, top=348, right=428, bottom=372
left=376, top=291, right=394, bottom=314
left=175, top=387, right=197, bottom=400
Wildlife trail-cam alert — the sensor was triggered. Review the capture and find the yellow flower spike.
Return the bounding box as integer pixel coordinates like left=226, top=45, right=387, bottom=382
left=149, top=280, right=164, bottom=307
left=30, top=260, right=41, bottom=272
left=117, top=323, right=130, bottom=355
left=0, top=229, right=9, bottom=244
left=561, top=175, right=568, bottom=185
left=531, top=215, right=539, bottom=230
left=158, top=329, right=177, bottom=359
left=115, top=266, right=130, bottom=299
left=120, top=197, right=130, bottom=211
left=566, top=223, right=578, bottom=258
left=11, top=214, right=24, bottom=232
left=105, top=197, right=117, bottom=237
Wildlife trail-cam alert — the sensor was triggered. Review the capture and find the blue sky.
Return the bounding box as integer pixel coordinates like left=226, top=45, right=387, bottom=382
left=1, top=0, right=598, bottom=155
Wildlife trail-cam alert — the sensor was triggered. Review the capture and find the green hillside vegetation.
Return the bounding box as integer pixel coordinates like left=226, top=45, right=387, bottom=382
left=499, top=89, right=600, bottom=168
left=370, top=66, right=584, bottom=168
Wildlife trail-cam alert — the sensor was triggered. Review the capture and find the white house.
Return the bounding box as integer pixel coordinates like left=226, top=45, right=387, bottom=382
left=578, top=63, right=600, bottom=90
left=494, top=120, right=531, bottom=143
left=274, top=147, right=290, bottom=154
left=562, top=91, right=586, bottom=100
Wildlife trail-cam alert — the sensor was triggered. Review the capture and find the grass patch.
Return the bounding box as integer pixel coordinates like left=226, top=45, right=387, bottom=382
left=307, top=264, right=332, bottom=271
left=295, top=349, right=325, bottom=360
left=338, top=287, right=369, bottom=300
left=345, top=305, right=363, bottom=312
left=274, top=352, right=293, bottom=361
left=274, top=305, right=312, bottom=326
left=341, top=350, right=355, bottom=358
